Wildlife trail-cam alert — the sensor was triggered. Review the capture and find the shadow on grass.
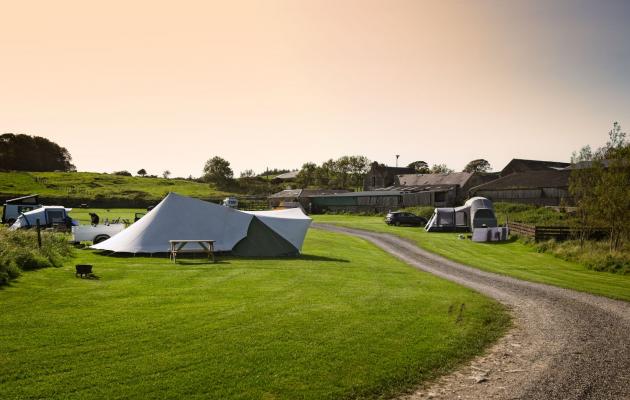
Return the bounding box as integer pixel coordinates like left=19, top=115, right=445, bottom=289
left=91, top=251, right=349, bottom=263
left=76, top=274, right=101, bottom=280
left=477, top=236, right=519, bottom=245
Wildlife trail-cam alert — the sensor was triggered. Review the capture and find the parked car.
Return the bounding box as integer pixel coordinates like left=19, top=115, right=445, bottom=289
left=385, top=211, right=428, bottom=227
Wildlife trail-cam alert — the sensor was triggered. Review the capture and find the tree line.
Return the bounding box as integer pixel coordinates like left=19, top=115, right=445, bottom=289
left=0, top=133, right=75, bottom=172
left=201, top=155, right=493, bottom=191
left=569, top=122, right=630, bottom=252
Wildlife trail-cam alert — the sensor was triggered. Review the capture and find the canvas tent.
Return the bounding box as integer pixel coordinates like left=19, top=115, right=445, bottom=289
left=425, top=197, right=497, bottom=232
left=91, top=193, right=311, bottom=256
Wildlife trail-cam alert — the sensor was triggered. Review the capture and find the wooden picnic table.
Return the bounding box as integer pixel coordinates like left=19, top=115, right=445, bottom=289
left=169, top=240, right=215, bottom=263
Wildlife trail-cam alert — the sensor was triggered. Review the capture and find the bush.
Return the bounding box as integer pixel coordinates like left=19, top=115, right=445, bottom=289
left=494, top=202, right=573, bottom=225
left=112, top=170, right=132, bottom=176
left=524, top=238, right=630, bottom=275
left=0, top=228, right=73, bottom=286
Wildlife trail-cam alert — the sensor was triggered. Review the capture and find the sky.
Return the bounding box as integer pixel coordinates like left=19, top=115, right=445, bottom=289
left=1, top=0, right=629, bottom=177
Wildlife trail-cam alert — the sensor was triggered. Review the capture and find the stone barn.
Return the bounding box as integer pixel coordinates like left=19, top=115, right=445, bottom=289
left=468, top=169, right=572, bottom=206
left=363, top=162, right=415, bottom=190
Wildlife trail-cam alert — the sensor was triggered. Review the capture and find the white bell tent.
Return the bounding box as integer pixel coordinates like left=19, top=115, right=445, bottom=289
left=91, top=193, right=311, bottom=256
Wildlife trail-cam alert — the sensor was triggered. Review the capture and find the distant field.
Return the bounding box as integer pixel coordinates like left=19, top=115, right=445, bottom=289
left=0, top=229, right=508, bottom=399
left=313, top=215, right=630, bottom=301
left=69, top=208, right=145, bottom=224
left=0, top=171, right=231, bottom=202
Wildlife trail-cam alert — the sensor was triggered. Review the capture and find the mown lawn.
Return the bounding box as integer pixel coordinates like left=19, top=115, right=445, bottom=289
left=313, top=215, right=630, bottom=302
left=0, top=171, right=230, bottom=201
left=0, top=229, right=508, bottom=400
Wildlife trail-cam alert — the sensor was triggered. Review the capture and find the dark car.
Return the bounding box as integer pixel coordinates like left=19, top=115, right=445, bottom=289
left=385, top=211, right=428, bottom=227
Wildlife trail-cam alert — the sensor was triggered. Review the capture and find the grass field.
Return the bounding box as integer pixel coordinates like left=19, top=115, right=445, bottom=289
left=0, top=229, right=508, bottom=399
left=0, top=171, right=230, bottom=202
left=69, top=208, right=145, bottom=224
left=313, top=215, right=630, bottom=302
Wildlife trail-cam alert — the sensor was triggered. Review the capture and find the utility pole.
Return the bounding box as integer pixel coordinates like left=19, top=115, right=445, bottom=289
left=395, top=155, right=400, bottom=167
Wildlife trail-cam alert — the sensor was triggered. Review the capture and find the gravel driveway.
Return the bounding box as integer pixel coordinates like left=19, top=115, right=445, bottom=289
left=315, top=224, right=630, bottom=400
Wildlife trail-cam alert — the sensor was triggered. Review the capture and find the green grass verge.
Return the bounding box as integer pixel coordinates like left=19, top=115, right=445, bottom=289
left=313, top=215, right=630, bottom=302
left=0, top=171, right=231, bottom=202
left=0, top=229, right=509, bottom=400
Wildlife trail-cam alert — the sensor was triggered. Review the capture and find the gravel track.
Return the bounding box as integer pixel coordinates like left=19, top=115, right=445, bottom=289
left=314, top=224, right=630, bottom=400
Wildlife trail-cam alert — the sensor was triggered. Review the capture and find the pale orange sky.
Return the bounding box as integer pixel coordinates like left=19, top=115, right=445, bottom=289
left=2, top=0, right=629, bottom=176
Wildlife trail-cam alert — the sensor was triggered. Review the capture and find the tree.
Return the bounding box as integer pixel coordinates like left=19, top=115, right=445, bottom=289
left=570, top=122, right=630, bottom=251
left=113, top=170, right=132, bottom=176
left=347, top=155, right=370, bottom=189
left=296, top=162, right=317, bottom=187
left=203, top=156, right=234, bottom=185
left=137, top=168, right=147, bottom=177
left=570, top=145, right=593, bottom=164
left=430, top=164, right=454, bottom=174
left=315, top=159, right=335, bottom=188
left=240, top=169, right=256, bottom=178
left=407, top=161, right=430, bottom=174
left=162, top=170, right=171, bottom=179
left=463, top=159, right=491, bottom=173
left=0, top=133, right=75, bottom=171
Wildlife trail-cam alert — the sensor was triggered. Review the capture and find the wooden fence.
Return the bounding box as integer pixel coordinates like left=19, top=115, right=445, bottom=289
left=508, top=222, right=609, bottom=241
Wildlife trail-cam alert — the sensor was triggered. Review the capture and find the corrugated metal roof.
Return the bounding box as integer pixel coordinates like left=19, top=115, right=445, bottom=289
left=376, top=185, right=455, bottom=192
left=470, top=170, right=571, bottom=191
left=396, top=172, right=474, bottom=187
left=269, top=189, right=352, bottom=198
left=501, top=159, right=570, bottom=174
left=311, top=190, right=404, bottom=198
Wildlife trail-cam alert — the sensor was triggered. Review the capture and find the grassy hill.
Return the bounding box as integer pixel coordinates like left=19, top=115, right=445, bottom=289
left=0, top=171, right=233, bottom=206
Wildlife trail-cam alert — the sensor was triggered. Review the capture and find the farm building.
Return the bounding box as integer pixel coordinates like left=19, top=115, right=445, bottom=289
left=500, top=158, right=570, bottom=176
left=468, top=169, right=572, bottom=205
left=309, top=187, right=460, bottom=213
left=363, top=162, right=415, bottom=190
left=394, top=172, right=498, bottom=206
left=268, top=189, right=351, bottom=211
left=310, top=191, right=404, bottom=213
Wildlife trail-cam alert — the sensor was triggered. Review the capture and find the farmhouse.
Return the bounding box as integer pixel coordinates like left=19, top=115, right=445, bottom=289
left=363, top=162, right=415, bottom=190
left=469, top=169, right=571, bottom=205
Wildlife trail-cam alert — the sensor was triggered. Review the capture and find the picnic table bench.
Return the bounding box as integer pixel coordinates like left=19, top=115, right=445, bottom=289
left=169, top=240, right=215, bottom=263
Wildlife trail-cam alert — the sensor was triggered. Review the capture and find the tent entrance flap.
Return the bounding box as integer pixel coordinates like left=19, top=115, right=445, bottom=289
left=232, top=216, right=299, bottom=257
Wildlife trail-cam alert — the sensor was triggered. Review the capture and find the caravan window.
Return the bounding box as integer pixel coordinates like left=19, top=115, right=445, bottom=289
left=438, top=212, right=452, bottom=226
left=475, top=209, right=494, bottom=219
left=434, top=192, right=446, bottom=202
left=46, top=210, right=65, bottom=225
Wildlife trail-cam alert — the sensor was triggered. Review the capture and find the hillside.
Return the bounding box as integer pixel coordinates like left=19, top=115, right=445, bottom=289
left=0, top=171, right=233, bottom=206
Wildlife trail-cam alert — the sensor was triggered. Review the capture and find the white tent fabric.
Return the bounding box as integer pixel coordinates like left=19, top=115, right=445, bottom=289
left=245, top=208, right=311, bottom=250
left=91, top=193, right=311, bottom=254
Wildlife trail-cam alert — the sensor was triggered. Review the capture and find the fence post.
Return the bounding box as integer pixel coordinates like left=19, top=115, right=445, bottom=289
left=36, top=218, right=42, bottom=249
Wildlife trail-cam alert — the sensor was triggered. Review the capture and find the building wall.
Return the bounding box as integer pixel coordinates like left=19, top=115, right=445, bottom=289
left=363, top=163, right=414, bottom=190
left=474, top=188, right=571, bottom=206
